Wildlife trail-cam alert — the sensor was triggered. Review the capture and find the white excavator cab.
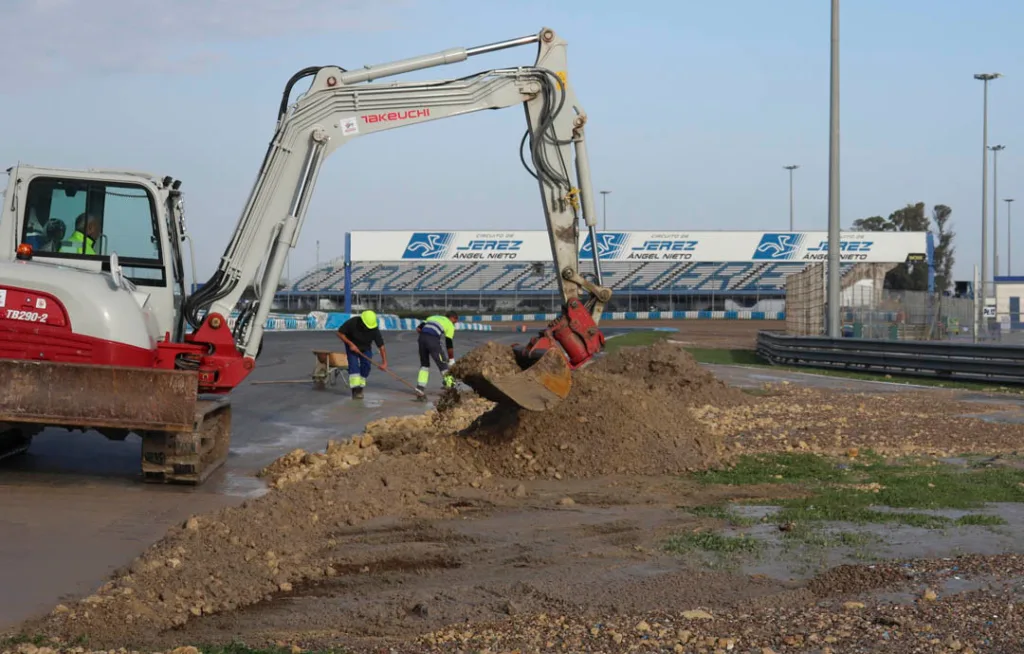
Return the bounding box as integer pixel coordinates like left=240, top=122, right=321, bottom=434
left=0, top=165, right=190, bottom=344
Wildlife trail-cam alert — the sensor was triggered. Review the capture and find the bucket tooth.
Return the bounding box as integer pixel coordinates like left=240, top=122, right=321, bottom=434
left=461, top=347, right=572, bottom=412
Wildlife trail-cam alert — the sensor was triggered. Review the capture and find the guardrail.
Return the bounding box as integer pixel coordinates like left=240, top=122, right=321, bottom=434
left=756, top=331, right=1024, bottom=384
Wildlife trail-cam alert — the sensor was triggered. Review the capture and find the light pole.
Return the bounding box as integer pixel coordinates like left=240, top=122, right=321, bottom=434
left=784, top=165, right=799, bottom=231
left=316, top=239, right=320, bottom=311
left=599, top=190, right=611, bottom=232
left=975, top=72, right=1001, bottom=329
left=990, top=144, right=1005, bottom=278
left=1007, top=198, right=1015, bottom=275
left=826, top=0, right=841, bottom=337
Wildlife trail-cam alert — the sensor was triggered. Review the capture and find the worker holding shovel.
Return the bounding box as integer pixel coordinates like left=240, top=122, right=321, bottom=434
left=335, top=310, right=388, bottom=399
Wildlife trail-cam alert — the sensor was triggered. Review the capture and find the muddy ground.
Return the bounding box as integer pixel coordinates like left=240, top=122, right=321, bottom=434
left=8, top=336, right=1024, bottom=653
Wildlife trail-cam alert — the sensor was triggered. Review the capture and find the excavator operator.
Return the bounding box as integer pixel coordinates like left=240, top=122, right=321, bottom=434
left=59, top=213, right=100, bottom=255
left=335, top=310, right=389, bottom=399
left=415, top=311, right=458, bottom=398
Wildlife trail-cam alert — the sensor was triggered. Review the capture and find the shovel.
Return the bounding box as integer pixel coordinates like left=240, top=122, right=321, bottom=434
left=348, top=347, right=424, bottom=398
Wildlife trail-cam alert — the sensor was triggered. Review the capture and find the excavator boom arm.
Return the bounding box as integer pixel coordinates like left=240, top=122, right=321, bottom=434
left=182, top=27, right=611, bottom=392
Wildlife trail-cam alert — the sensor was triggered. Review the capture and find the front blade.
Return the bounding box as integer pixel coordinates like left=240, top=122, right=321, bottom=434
left=461, top=347, right=572, bottom=412
left=0, top=359, right=199, bottom=432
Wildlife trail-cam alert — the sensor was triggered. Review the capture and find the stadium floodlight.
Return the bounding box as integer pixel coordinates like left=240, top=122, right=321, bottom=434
left=600, top=190, right=611, bottom=232
left=826, top=0, right=841, bottom=337
left=975, top=72, right=1001, bottom=331
left=783, top=165, right=799, bottom=231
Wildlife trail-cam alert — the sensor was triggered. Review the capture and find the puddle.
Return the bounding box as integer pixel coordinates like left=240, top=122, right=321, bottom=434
left=956, top=392, right=1024, bottom=406
left=960, top=411, right=1024, bottom=425
left=704, top=503, right=1024, bottom=583
left=217, top=473, right=270, bottom=499
left=229, top=424, right=335, bottom=457
left=874, top=572, right=1024, bottom=605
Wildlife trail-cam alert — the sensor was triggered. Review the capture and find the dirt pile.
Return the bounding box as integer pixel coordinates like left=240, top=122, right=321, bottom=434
left=27, top=440, right=494, bottom=646
left=447, top=340, right=751, bottom=478
left=450, top=340, right=522, bottom=380
left=259, top=394, right=495, bottom=488
left=596, top=339, right=747, bottom=407
left=24, top=341, right=752, bottom=647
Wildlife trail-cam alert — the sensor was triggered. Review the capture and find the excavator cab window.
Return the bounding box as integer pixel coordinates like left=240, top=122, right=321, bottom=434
left=21, top=176, right=165, bottom=286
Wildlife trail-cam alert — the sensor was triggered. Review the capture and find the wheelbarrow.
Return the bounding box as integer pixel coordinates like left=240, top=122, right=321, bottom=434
left=311, top=350, right=346, bottom=390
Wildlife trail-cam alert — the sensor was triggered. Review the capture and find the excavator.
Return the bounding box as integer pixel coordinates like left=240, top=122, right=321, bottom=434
left=0, top=27, right=612, bottom=484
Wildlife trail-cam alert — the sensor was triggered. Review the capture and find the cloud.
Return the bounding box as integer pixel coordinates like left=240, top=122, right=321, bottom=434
left=0, top=0, right=411, bottom=83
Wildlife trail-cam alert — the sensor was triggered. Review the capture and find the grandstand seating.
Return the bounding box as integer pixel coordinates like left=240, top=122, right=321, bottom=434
left=284, top=260, right=850, bottom=296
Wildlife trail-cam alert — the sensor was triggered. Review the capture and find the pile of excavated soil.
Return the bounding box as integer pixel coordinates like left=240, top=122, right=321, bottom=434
left=24, top=342, right=750, bottom=646
left=448, top=340, right=750, bottom=479
left=258, top=394, right=495, bottom=489
left=450, top=340, right=522, bottom=381
left=595, top=339, right=745, bottom=407
left=28, top=441, right=495, bottom=646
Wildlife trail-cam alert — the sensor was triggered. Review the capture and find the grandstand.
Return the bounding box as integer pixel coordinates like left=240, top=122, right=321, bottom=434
left=278, top=230, right=933, bottom=315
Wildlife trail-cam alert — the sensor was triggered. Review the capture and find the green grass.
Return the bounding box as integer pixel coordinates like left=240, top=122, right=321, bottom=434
left=688, top=504, right=757, bottom=527
left=954, top=513, right=1009, bottom=526
left=603, top=329, right=673, bottom=352
left=684, top=348, right=765, bottom=366
left=781, top=524, right=880, bottom=549
left=200, top=644, right=347, bottom=654
left=691, top=453, right=1024, bottom=530
left=665, top=531, right=763, bottom=554
left=0, top=635, right=50, bottom=648
left=668, top=453, right=1022, bottom=564
left=696, top=452, right=867, bottom=486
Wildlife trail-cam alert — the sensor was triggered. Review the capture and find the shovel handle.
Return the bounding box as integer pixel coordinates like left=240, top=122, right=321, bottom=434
left=350, top=348, right=421, bottom=395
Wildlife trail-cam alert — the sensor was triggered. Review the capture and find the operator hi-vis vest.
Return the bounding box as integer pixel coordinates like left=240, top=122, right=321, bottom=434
left=59, top=231, right=96, bottom=255
left=420, top=315, right=455, bottom=340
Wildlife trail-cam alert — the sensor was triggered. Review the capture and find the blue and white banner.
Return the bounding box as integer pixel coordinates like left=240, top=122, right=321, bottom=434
left=349, top=230, right=928, bottom=264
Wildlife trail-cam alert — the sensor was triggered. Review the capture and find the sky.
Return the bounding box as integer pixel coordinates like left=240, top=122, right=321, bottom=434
left=1, top=0, right=1022, bottom=287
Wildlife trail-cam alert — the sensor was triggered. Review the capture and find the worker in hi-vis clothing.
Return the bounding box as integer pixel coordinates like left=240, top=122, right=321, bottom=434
left=335, top=310, right=388, bottom=399
left=415, top=311, right=459, bottom=398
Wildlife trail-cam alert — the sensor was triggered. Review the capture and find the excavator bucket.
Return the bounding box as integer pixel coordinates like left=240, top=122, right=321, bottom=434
left=460, top=347, right=573, bottom=412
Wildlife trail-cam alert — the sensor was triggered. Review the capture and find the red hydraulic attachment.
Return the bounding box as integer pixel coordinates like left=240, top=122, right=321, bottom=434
left=514, top=298, right=605, bottom=370
left=155, top=312, right=255, bottom=394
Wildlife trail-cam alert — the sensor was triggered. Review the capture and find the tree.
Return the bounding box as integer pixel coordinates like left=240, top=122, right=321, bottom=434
left=850, top=202, right=956, bottom=293
left=931, top=205, right=955, bottom=294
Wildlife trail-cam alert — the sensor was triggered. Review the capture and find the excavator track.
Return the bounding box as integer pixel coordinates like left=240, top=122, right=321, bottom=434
left=141, top=398, right=232, bottom=485
left=0, top=426, right=33, bottom=463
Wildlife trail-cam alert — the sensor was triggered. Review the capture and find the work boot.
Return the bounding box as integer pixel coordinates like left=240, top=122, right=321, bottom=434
left=415, top=385, right=427, bottom=401
left=351, top=387, right=364, bottom=399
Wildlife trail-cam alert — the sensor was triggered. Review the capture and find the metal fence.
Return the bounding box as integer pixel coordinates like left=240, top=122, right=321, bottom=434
left=784, top=261, right=976, bottom=341
left=839, top=288, right=975, bottom=341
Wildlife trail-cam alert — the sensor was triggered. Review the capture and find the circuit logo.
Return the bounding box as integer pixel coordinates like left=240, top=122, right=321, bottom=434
left=580, top=232, right=628, bottom=260
left=403, top=232, right=455, bottom=259
left=752, top=233, right=806, bottom=260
